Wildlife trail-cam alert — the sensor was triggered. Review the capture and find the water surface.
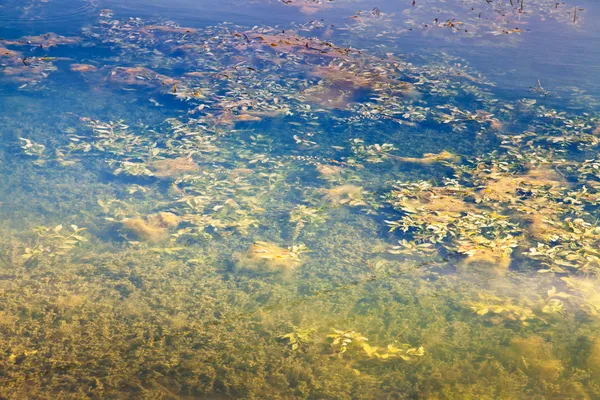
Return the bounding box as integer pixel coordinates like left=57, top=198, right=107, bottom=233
left=1, top=0, right=600, bottom=398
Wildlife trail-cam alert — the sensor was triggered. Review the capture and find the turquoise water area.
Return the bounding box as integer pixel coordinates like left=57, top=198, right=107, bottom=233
left=1, top=0, right=600, bottom=398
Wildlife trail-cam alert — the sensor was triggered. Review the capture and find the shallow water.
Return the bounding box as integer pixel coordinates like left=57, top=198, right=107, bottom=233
left=1, top=0, right=600, bottom=398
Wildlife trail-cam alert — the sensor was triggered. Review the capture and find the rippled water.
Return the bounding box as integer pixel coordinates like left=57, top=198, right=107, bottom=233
left=1, top=0, right=600, bottom=398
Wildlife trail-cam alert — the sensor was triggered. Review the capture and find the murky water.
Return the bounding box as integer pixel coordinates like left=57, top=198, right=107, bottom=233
left=1, top=0, right=600, bottom=398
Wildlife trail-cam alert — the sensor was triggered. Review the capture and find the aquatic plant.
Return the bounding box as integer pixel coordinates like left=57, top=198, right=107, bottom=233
left=18, top=138, right=46, bottom=164
left=349, top=139, right=396, bottom=164
left=327, top=328, right=425, bottom=369
left=21, top=224, right=87, bottom=263
left=289, top=204, right=327, bottom=242
left=328, top=329, right=370, bottom=356
left=467, top=292, right=536, bottom=325
left=278, top=327, right=315, bottom=352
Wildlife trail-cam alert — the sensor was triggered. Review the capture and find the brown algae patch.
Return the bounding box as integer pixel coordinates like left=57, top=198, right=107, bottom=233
left=303, top=64, right=419, bottom=109
left=0, top=46, right=21, bottom=59
left=478, top=166, right=566, bottom=203
left=237, top=241, right=308, bottom=275
left=108, top=66, right=176, bottom=87
left=122, top=212, right=181, bottom=242
left=143, top=25, right=198, bottom=34
left=149, top=157, right=200, bottom=178
left=316, top=163, right=343, bottom=179
left=322, top=184, right=367, bottom=206
left=389, top=150, right=461, bottom=165
left=457, top=240, right=514, bottom=275
left=280, top=0, right=332, bottom=15
left=70, top=64, right=97, bottom=72
left=243, top=31, right=353, bottom=59
left=3, top=33, right=81, bottom=48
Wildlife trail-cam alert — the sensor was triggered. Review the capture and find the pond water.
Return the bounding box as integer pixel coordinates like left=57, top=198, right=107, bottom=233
left=1, top=0, right=600, bottom=398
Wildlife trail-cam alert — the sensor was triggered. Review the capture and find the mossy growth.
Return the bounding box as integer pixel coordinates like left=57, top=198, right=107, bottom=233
left=501, top=336, right=564, bottom=381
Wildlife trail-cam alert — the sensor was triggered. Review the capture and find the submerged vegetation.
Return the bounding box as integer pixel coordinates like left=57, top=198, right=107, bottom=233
left=1, top=0, right=600, bottom=398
